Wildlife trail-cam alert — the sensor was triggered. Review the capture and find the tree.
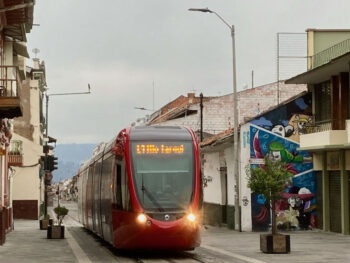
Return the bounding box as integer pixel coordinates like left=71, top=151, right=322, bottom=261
left=247, top=156, right=293, bottom=235
left=53, top=205, right=69, bottom=226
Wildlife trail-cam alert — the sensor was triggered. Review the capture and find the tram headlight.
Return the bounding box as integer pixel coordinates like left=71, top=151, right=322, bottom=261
left=186, top=213, right=196, bottom=223
left=137, top=213, right=147, bottom=224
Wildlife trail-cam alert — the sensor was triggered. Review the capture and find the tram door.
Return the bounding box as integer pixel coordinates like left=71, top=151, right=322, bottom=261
left=220, top=167, right=228, bottom=225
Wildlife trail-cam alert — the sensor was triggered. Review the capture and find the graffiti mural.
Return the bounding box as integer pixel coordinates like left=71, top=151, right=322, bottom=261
left=249, top=93, right=316, bottom=231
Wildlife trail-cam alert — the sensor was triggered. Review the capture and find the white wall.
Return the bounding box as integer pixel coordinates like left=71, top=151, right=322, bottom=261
left=224, top=146, right=235, bottom=206
left=29, top=79, right=42, bottom=145
left=202, top=152, right=222, bottom=204
left=240, top=123, right=252, bottom=231
left=11, top=133, right=42, bottom=213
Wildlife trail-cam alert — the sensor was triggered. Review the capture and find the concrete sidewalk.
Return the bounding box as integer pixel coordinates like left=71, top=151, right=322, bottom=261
left=1, top=219, right=350, bottom=263
left=0, top=220, right=77, bottom=263
left=200, top=226, right=350, bottom=263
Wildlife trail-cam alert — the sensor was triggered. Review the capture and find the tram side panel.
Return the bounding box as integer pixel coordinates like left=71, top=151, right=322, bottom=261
left=86, top=165, right=94, bottom=230
left=93, top=159, right=102, bottom=236
left=100, top=152, right=114, bottom=244
left=77, top=169, right=86, bottom=225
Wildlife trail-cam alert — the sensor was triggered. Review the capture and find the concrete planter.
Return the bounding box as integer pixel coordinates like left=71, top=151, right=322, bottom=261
left=39, top=219, right=53, bottom=230
left=47, top=225, right=65, bottom=239
left=260, top=234, right=290, bottom=254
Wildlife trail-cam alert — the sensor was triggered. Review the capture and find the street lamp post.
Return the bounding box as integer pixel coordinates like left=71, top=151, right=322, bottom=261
left=189, top=7, right=240, bottom=231
left=43, top=84, right=91, bottom=216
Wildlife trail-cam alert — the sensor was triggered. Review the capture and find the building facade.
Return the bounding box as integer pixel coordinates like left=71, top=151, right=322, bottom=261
left=286, top=29, right=350, bottom=235
left=201, top=92, right=315, bottom=231
left=0, top=1, right=35, bottom=244
left=11, top=58, right=46, bottom=220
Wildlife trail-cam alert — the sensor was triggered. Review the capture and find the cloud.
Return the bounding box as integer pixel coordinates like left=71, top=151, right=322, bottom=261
left=26, top=0, right=350, bottom=143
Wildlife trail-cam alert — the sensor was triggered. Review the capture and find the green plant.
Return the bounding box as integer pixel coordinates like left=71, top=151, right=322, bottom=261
left=53, top=205, right=69, bottom=226
left=246, top=156, right=293, bottom=235
left=43, top=214, right=50, bottom=220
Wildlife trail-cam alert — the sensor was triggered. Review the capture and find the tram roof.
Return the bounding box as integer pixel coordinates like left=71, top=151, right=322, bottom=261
left=130, top=126, right=193, bottom=141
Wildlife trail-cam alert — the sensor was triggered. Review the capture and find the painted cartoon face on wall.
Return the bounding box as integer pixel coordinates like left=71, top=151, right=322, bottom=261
left=271, top=124, right=294, bottom=138
left=269, top=149, right=282, bottom=161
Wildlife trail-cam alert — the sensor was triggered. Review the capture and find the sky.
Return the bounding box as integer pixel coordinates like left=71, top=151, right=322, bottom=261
left=26, top=0, right=350, bottom=144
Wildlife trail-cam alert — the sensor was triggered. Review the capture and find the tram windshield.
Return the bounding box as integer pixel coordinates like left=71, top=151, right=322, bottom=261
left=131, top=141, right=194, bottom=211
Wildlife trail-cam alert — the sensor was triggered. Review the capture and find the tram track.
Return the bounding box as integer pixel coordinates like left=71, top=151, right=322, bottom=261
left=58, top=201, right=243, bottom=263
left=129, top=249, right=226, bottom=263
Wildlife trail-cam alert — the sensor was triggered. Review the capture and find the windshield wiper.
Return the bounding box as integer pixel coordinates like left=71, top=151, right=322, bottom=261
left=141, top=177, right=164, bottom=212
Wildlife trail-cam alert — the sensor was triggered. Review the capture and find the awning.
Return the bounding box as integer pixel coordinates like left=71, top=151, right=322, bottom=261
left=13, top=42, right=29, bottom=58
left=285, top=52, right=350, bottom=84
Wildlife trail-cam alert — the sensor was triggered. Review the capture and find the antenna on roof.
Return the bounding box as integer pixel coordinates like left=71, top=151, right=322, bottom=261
left=32, top=48, right=40, bottom=58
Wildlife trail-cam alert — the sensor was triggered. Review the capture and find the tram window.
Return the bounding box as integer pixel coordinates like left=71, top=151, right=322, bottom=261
left=115, top=164, right=123, bottom=209
left=121, top=166, right=131, bottom=211
left=130, top=141, right=195, bottom=210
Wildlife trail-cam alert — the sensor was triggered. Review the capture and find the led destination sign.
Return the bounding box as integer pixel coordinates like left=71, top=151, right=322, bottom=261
left=135, top=144, right=184, bottom=155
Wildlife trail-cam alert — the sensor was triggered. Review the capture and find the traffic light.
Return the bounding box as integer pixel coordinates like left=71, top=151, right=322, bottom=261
left=46, top=155, right=58, bottom=171
left=52, top=156, right=58, bottom=171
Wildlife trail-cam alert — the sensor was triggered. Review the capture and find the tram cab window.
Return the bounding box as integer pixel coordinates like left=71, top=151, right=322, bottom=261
left=131, top=141, right=194, bottom=211
left=115, top=164, right=123, bottom=209
left=115, top=163, right=130, bottom=211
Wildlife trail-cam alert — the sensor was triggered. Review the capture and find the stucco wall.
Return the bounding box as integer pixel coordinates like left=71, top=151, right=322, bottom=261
left=11, top=134, right=42, bottom=217
left=202, top=151, right=222, bottom=204
left=240, top=123, right=253, bottom=231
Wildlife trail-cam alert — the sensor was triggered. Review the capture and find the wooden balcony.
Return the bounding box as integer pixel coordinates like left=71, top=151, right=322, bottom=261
left=8, top=154, right=23, bottom=166
left=8, top=140, right=23, bottom=166
left=0, top=66, right=23, bottom=118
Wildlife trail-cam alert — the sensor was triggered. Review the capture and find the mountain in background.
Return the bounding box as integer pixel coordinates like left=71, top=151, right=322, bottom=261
left=52, top=143, right=97, bottom=182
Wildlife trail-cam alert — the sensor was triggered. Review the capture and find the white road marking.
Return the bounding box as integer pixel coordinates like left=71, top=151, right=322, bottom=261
left=66, top=228, right=92, bottom=263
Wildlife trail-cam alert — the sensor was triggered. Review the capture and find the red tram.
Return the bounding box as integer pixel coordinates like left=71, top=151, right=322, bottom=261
left=76, top=126, right=202, bottom=250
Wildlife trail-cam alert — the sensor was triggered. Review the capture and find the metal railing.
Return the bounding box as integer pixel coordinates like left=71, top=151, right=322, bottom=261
left=8, top=140, right=23, bottom=166
left=311, top=38, right=350, bottom=68
left=0, top=66, right=21, bottom=97
left=304, top=120, right=340, bottom=134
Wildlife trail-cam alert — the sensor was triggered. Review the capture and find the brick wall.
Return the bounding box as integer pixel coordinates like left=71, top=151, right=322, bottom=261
left=149, top=82, right=306, bottom=136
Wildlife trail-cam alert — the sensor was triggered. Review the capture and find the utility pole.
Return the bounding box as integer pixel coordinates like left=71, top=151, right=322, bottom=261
left=189, top=7, right=241, bottom=231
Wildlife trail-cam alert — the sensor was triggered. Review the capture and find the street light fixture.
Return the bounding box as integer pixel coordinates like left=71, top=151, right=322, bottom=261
left=189, top=7, right=240, bottom=231
left=134, top=107, right=153, bottom=111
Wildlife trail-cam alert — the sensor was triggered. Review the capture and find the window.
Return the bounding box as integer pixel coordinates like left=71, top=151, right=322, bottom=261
left=131, top=141, right=194, bottom=211
left=314, top=81, right=331, bottom=123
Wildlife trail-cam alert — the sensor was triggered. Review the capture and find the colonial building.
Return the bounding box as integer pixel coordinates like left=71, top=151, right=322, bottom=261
left=0, top=1, right=35, bottom=244
left=11, top=58, right=46, bottom=220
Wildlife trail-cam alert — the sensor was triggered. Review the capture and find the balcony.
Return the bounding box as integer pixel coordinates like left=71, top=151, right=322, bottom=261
left=8, top=154, right=23, bottom=166
left=8, top=140, right=23, bottom=166
left=299, top=120, right=350, bottom=151
left=0, top=66, right=23, bottom=118
left=311, top=38, right=350, bottom=69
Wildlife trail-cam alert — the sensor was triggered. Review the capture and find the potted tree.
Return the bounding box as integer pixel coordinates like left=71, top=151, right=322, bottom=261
left=246, top=156, right=293, bottom=253
left=47, top=205, right=69, bottom=239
